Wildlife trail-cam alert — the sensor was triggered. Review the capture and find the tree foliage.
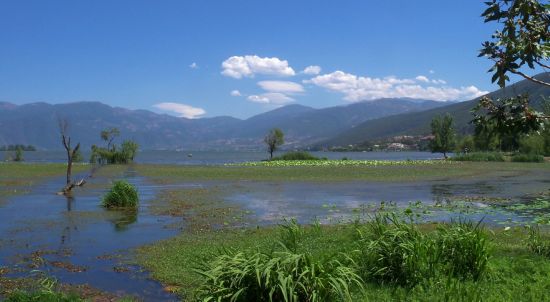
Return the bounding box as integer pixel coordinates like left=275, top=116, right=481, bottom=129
left=264, top=128, right=284, bottom=160
left=90, top=128, right=138, bottom=164
left=429, top=114, right=455, bottom=158
left=479, top=0, right=550, bottom=87
left=471, top=95, right=547, bottom=150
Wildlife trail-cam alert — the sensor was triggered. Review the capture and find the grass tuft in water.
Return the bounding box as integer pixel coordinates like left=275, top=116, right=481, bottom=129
left=102, top=180, right=138, bottom=209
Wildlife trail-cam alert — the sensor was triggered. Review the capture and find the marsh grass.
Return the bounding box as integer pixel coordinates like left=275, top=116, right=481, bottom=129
left=102, top=180, right=138, bottom=209
left=511, top=153, right=545, bottom=163
left=436, top=220, right=489, bottom=280
left=357, top=215, right=489, bottom=287
left=451, top=152, right=505, bottom=162
left=527, top=226, right=550, bottom=257
left=195, top=221, right=362, bottom=302
left=4, top=276, right=82, bottom=302
left=271, top=151, right=320, bottom=161
left=357, top=214, right=435, bottom=287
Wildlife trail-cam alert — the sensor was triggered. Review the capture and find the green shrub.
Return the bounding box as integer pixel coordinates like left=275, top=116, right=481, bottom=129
left=511, top=153, right=544, bottom=163
left=435, top=221, right=489, bottom=280
left=357, top=214, right=434, bottom=287
left=272, top=151, right=320, bottom=161
left=14, top=147, right=24, bottom=162
left=102, top=180, right=139, bottom=209
left=451, top=152, right=505, bottom=162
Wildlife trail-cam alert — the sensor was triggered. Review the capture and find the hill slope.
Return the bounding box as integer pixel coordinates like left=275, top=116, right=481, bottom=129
left=321, top=73, right=550, bottom=148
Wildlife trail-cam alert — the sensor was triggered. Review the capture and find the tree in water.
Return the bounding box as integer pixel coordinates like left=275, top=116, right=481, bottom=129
left=264, top=128, right=284, bottom=160
left=59, top=118, right=81, bottom=195
left=429, top=114, right=455, bottom=159
left=101, top=127, right=120, bottom=150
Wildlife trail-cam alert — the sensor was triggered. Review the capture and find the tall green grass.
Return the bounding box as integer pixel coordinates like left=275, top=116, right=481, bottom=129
left=435, top=220, right=489, bottom=280
left=527, top=226, right=550, bottom=257
left=271, top=151, right=320, bottom=161
left=511, top=153, right=544, bottom=163
left=102, top=180, right=139, bottom=209
left=451, top=152, right=505, bottom=162
left=356, top=214, right=490, bottom=287
left=195, top=221, right=362, bottom=302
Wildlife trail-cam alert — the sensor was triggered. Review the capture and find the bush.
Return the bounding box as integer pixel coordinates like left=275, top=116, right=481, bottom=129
left=102, top=180, right=139, bottom=209
left=511, top=153, right=544, bottom=163
left=451, top=152, right=505, bottom=162
left=272, top=151, right=319, bottom=161
left=435, top=221, right=489, bottom=280
left=357, top=214, right=434, bottom=287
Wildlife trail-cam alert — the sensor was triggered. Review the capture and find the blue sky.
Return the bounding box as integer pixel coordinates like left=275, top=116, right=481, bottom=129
left=0, top=1, right=531, bottom=119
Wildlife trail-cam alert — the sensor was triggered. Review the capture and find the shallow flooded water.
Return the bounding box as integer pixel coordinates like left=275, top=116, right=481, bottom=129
left=0, top=169, right=180, bottom=301
left=225, top=169, right=550, bottom=225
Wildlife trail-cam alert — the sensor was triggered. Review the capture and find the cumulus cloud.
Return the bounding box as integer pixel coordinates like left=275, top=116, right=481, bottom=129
left=415, top=75, right=430, bottom=83
left=230, top=90, right=242, bottom=96
left=306, top=71, right=488, bottom=102
left=189, top=62, right=198, bottom=69
left=247, top=93, right=294, bottom=105
left=257, top=81, right=304, bottom=94
left=302, top=65, right=321, bottom=75
left=153, top=102, right=206, bottom=119
left=221, top=55, right=295, bottom=79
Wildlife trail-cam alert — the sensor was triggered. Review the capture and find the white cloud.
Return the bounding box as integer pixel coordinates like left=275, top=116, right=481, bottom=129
left=230, top=90, right=242, bottom=96
left=306, top=70, right=488, bottom=102
left=257, top=81, right=304, bottom=94
left=189, top=62, right=198, bottom=69
left=153, top=102, right=206, bottom=119
left=247, top=93, right=294, bottom=104
left=432, top=79, right=447, bottom=85
left=415, top=75, right=430, bottom=83
left=221, top=55, right=295, bottom=79
left=429, top=69, right=435, bottom=74
left=302, top=65, right=321, bottom=75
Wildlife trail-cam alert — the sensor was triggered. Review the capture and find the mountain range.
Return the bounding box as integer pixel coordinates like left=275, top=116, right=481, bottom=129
left=0, top=72, right=548, bottom=151
left=320, top=72, right=550, bottom=148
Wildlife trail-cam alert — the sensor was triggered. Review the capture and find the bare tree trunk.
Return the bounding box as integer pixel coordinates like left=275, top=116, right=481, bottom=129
left=59, top=118, right=82, bottom=195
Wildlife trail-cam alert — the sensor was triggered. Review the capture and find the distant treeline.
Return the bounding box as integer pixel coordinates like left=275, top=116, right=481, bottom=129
left=0, top=144, right=36, bottom=151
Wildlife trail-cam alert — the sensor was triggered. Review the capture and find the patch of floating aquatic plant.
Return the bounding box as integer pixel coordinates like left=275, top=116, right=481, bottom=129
left=504, top=196, right=550, bottom=225
left=232, top=159, right=459, bottom=167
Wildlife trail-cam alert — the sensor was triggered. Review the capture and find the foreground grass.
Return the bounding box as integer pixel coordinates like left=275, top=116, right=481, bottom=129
left=135, top=161, right=550, bottom=182
left=136, top=221, right=550, bottom=301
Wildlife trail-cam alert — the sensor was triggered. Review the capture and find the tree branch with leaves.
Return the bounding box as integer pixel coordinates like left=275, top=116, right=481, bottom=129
left=479, top=0, right=550, bottom=87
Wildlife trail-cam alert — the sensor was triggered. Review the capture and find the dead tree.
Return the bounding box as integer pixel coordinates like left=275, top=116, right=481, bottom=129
left=59, top=119, right=83, bottom=195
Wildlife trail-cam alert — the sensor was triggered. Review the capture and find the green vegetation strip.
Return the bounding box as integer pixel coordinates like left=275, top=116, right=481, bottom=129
left=234, top=159, right=456, bottom=167
left=136, top=161, right=550, bottom=182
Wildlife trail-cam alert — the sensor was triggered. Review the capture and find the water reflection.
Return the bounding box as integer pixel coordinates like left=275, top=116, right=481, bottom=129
left=109, top=210, right=138, bottom=231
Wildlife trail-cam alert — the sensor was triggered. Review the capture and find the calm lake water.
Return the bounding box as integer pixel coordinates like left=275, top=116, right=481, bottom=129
left=1, top=150, right=444, bottom=165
